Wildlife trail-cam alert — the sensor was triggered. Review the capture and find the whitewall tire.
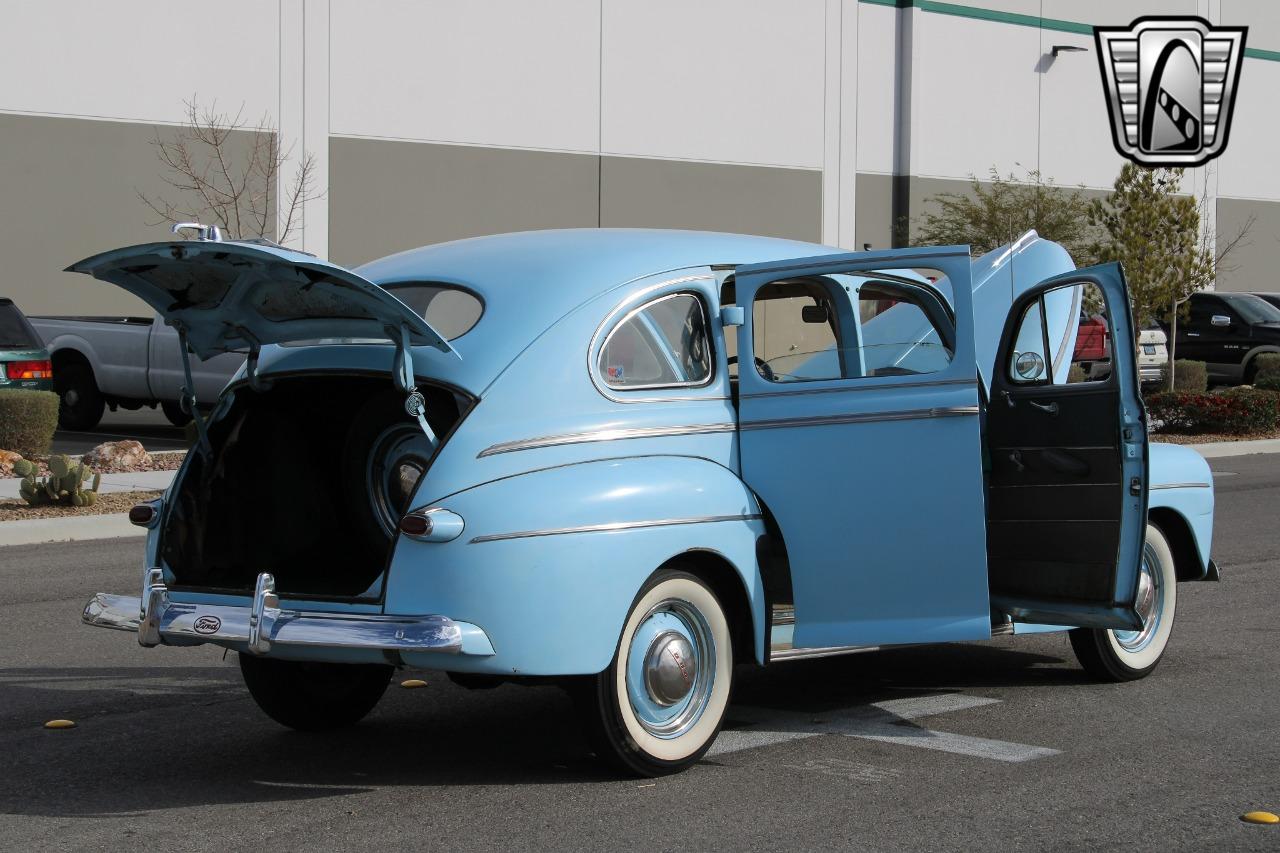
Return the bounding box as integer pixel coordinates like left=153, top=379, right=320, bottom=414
left=1069, top=523, right=1178, bottom=681
left=576, top=568, right=734, bottom=776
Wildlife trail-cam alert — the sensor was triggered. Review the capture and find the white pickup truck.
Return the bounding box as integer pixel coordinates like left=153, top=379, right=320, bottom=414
left=29, top=313, right=242, bottom=430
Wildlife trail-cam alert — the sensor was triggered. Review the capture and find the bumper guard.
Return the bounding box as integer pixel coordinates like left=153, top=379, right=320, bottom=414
left=82, top=570, right=493, bottom=658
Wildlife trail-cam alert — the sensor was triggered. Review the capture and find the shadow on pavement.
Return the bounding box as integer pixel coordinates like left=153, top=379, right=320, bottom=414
left=0, top=641, right=1077, bottom=817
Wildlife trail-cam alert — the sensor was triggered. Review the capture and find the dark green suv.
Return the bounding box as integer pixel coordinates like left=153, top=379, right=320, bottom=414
left=0, top=298, right=54, bottom=392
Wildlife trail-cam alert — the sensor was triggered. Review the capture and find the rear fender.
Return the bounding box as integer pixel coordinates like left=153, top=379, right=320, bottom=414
left=383, top=455, right=768, bottom=675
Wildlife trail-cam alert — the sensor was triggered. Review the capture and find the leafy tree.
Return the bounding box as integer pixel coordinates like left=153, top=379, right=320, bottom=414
left=1087, top=164, right=1251, bottom=388
left=913, top=166, right=1099, bottom=262
left=1086, top=164, right=1208, bottom=328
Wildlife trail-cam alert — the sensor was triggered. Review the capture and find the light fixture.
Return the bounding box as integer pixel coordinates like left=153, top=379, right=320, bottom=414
left=1051, top=45, right=1088, bottom=57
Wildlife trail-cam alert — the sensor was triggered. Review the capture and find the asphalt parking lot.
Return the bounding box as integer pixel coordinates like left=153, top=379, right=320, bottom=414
left=1, top=455, right=1277, bottom=851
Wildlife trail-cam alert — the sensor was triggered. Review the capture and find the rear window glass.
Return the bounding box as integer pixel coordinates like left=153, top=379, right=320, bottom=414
left=383, top=283, right=483, bottom=341
left=0, top=302, right=42, bottom=349
left=279, top=282, right=483, bottom=346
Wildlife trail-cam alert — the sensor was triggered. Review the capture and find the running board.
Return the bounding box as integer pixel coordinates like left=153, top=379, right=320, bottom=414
left=768, top=604, right=878, bottom=662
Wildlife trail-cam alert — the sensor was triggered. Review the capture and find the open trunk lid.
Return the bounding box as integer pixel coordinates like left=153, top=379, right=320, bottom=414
left=66, top=238, right=452, bottom=359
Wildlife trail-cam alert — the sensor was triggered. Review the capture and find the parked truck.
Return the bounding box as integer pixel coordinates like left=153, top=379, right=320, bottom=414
left=29, top=313, right=242, bottom=430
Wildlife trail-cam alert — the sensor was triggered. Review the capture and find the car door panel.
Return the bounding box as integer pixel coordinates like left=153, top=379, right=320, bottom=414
left=987, top=263, right=1146, bottom=631
left=734, top=247, right=992, bottom=650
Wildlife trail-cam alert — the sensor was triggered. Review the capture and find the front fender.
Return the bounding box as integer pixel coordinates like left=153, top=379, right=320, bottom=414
left=383, top=455, right=767, bottom=675
left=1148, top=442, right=1215, bottom=578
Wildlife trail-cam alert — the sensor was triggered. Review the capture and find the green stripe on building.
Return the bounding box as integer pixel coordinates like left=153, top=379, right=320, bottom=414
left=860, top=0, right=1279, bottom=58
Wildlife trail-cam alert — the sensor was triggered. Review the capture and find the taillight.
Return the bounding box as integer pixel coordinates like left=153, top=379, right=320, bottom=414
left=5, top=360, right=53, bottom=380
left=129, top=500, right=163, bottom=528
left=398, top=508, right=465, bottom=542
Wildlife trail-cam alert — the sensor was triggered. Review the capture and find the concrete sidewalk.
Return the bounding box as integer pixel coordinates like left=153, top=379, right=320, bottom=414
left=1186, top=438, right=1280, bottom=458
left=0, top=469, right=175, bottom=499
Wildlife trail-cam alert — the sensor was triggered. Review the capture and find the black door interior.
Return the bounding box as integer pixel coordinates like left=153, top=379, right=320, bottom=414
left=986, top=384, right=1126, bottom=606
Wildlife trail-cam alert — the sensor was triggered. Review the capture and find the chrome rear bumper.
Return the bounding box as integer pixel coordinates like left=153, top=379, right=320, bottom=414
left=82, top=570, right=494, bottom=658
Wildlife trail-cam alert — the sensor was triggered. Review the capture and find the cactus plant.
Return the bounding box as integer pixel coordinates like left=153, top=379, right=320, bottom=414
left=9, top=454, right=102, bottom=508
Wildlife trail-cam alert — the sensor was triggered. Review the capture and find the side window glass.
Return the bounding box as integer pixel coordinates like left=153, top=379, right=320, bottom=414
left=599, top=293, right=712, bottom=389
left=751, top=279, right=843, bottom=382
left=856, top=282, right=954, bottom=377
left=1011, top=281, right=1112, bottom=385
left=751, top=275, right=954, bottom=384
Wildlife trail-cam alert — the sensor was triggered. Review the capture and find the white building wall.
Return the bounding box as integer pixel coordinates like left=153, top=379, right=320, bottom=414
left=2, top=0, right=1279, bottom=271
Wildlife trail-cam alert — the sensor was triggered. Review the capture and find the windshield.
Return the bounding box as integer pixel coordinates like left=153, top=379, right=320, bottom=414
left=0, top=302, right=42, bottom=349
left=1222, top=293, right=1280, bottom=325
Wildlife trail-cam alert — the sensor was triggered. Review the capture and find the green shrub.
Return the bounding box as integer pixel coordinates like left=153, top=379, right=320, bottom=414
left=1148, top=388, right=1280, bottom=435
left=1159, top=359, right=1208, bottom=393
left=1252, top=353, right=1280, bottom=391
left=0, top=390, right=60, bottom=456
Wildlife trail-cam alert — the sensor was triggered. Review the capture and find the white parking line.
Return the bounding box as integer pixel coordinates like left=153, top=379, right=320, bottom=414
left=709, top=692, right=1060, bottom=763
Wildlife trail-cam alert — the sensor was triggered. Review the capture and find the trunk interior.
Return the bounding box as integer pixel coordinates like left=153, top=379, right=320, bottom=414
left=160, top=373, right=468, bottom=600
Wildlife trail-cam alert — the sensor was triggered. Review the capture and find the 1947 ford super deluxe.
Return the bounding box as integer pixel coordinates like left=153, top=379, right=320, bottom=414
left=75, top=226, right=1215, bottom=776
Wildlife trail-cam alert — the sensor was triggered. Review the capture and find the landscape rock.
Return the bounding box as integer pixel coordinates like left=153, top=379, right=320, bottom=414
left=0, top=449, right=20, bottom=477
left=82, top=440, right=153, bottom=473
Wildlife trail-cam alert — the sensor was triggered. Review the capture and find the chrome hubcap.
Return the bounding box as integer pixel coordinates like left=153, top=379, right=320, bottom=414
left=643, top=631, right=696, bottom=706
left=625, top=598, right=716, bottom=739
left=1113, top=542, right=1164, bottom=652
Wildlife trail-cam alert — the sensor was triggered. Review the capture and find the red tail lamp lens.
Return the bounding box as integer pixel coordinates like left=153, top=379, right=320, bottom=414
left=399, top=513, right=433, bottom=537
left=128, top=504, right=156, bottom=526
left=5, top=360, right=53, bottom=380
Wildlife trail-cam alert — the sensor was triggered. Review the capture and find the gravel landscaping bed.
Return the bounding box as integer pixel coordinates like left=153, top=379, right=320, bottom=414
left=0, top=490, right=161, bottom=521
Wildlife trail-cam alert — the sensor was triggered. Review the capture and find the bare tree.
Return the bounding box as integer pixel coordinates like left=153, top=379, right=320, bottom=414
left=139, top=98, right=320, bottom=244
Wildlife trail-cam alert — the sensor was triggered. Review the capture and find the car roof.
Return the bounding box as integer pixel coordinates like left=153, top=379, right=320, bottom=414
left=354, top=229, right=846, bottom=391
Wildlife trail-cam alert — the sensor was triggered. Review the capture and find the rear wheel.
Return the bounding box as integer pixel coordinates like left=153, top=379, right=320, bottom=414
left=55, top=362, right=104, bottom=430
left=1069, top=524, right=1177, bottom=682
left=239, top=654, right=393, bottom=731
left=575, top=569, right=734, bottom=776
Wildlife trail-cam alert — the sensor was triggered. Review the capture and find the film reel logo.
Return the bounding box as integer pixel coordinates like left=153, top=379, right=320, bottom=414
left=1095, top=17, right=1247, bottom=167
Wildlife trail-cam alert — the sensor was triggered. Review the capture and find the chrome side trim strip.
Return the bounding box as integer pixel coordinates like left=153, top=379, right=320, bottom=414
left=469, top=513, right=763, bottom=544
left=740, top=405, right=979, bottom=432
left=740, top=376, right=977, bottom=399
left=1150, top=482, right=1212, bottom=490
left=478, top=422, right=737, bottom=457
left=770, top=644, right=882, bottom=661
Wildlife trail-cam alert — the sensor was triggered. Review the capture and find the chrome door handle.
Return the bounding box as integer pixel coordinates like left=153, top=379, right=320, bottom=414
left=1186, top=332, right=1200, bottom=337
left=1029, top=400, right=1059, bottom=415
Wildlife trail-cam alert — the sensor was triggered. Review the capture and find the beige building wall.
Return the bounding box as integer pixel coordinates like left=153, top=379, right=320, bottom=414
left=0, top=113, right=267, bottom=316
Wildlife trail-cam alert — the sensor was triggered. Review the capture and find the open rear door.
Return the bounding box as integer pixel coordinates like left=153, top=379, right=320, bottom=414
left=986, top=262, right=1147, bottom=630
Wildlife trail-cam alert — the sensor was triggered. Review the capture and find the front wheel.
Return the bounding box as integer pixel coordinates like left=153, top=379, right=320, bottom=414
left=239, top=654, right=393, bottom=731
left=575, top=569, right=734, bottom=776
left=1069, top=523, right=1177, bottom=682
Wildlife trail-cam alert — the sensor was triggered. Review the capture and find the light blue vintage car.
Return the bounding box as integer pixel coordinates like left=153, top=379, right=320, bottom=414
left=75, top=227, right=1215, bottom=775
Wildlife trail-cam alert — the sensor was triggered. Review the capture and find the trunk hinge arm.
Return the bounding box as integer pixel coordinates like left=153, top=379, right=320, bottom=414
left=174, top=324, right=213, bottom=458
left=233, top=326, right=273, bottom=394
left=393, top=323, right=438, bottom=447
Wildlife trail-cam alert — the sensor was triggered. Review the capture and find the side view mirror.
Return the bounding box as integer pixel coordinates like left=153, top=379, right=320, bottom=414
left=1211, top=314, right=1232, bottom=327
left=1014, top=351, right=1046, bottom=381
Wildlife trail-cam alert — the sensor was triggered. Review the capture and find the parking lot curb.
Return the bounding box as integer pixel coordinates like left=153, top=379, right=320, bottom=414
left=0, top=514, right=142, bottom=547
left=1189, top=438, right=1280, bottom=458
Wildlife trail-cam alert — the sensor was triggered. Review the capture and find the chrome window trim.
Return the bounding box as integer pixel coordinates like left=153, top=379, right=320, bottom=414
left=1149, top=482, right=1212, bottom=490
left=477, top=422, right=737, bottom=458
left=588, top=273, right=721, bottom=403
left=469, top=513, right=763, bottom=544
left=739, top=376, right=977, bottom=399
left=740, top=405, right=979, bottom=432
left=596, top=289, right=715, bottom=392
